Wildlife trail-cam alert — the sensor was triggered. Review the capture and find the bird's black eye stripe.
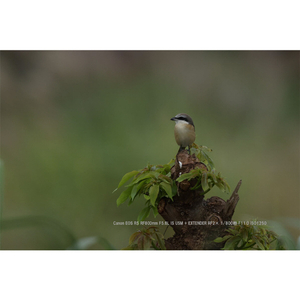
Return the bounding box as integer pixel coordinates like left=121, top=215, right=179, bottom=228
left=178, top=117, right=188, bottom=121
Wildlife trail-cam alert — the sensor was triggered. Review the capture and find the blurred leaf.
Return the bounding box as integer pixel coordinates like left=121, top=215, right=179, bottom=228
left=242, top=229, right=248, bottom=242
left=223, top=236, right=240, bottom=250
left=116, top=186, right=133, bottom=206
left=127, top=197, right=134, bottom=206
left=129, top=231, right=141, bottom=244
left=199, top=145, right=212, bottom=152
left=214, top=235, right=231, bottom=243
left=137, top=206, right=151, bottom=222
left=162, top=164, right=171, bottom=174
left=149, top=184, right=159, bottom=206
left=176, top=173, right=193, bottom=182
left=227, top=228, right=239, bottom=235
left=114, top=170, right=139, bottom=191
left=128, top=172, right=154, bottom=186
left=201, top=172, right=208, bottom=190
left=155, top=232, right=166, bottom=250
left=215, top=221, right=288, bottom=250
left=253, top=237, right=265, bottom=250
left=171, top=181, right=177, bottom=197
left=159, top=174, right=172, bottom=184
left=152, top=205, right=159, bottom=217
left=138, top=236, right=152, bottom=250
left=160, top=182, right=173, bottom=200
left=209, top=169, right=218, bottom=184
left=200, top=150, right=215, bottom=170
left=214, top=237, right=223, bottom=243
left=124, top=227, right=166, bottom=250
left=131, top=180, right=145, bottom=200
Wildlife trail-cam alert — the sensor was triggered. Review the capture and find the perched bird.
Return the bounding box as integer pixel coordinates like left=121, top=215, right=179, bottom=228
left=170, top=113, right=196, bottom=153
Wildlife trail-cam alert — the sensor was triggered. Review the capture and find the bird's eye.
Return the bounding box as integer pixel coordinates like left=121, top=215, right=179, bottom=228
left=178, top=117, right=188, bottom=121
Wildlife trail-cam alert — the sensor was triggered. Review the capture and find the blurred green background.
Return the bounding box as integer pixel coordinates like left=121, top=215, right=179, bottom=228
left=1, top=51, right=299, bottom=249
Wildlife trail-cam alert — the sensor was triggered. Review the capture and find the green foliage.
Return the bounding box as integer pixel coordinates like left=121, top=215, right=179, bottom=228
left=176, top=168, right=230, bottom=194
left=190, top=143, right=215, bottom=170
left=114, top=160, right=176, bottom=221
left=177, top=143, right=230, bottom=194
left=115, top=144, right=230, bottom=221
left=214, top=222, right=286, bottom=250
left=122, top=226, right=166, bottom=250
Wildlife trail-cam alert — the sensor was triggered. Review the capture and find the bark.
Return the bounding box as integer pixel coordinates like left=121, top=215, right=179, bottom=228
left=158, top=150, right=242, bottom=250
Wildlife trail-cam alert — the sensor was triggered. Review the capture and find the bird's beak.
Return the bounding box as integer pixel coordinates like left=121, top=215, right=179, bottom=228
left=170, top=117, right=176, bottom=121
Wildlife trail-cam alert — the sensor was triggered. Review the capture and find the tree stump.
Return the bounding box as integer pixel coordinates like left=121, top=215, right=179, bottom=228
left=158, top=150, right=242, bottom=250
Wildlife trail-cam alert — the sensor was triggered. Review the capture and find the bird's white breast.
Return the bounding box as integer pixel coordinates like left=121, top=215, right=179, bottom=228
left=174, top=121, right=195, bottom=147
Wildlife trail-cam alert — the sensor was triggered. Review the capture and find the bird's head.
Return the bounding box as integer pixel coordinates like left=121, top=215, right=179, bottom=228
left=170, top=113, right=195, bottom=127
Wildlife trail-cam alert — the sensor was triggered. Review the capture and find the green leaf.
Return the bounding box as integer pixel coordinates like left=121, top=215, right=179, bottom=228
left=199, top=145, right=212, bottom=152
left=253, top=237, right=265, bottom=250
left=222, top=236, right=241, bottom=250
left=127, top=197, right=134, bottom=206
left=242, top=229, right=248, bottom=242
left=159, top=174, right=173, bottom=184
left=114, top=170, right=139, bottom=191
left=162, top=164, right=171, bottom=174
left=214, top=235, right=231, bottom=243
left=190, top=176, right=202, bottom=190
left=152, top=205, right=159, bottom=217
left=177, top=169, right=202, bottom=183
left=155, top=232, right=166, bottom=250
left=149, top=184, right=159, bottom=206
left=226, top=228, right=239, bottom=235
left=201, top=172, right=208, bottom=190
left=131, top=180, right=145, bottom=200
left=116, top=186, right=133, bottom=206
left=176, top=173, right=193, bottom=182
left=214, top=237, right=225, bottom=243
left=160, top=182, right=173, bottom=200
left=237, top=239, right=244, bottom=248
left=129, top=231, right=141, bottom=244
left=200, top=150, right=215, bottom=169
left=127, top=172, right=153, bottom=186
left=223, top=180, right=231, bottom=193
left=137, top=235, right=152, bottom=250
left=137, top=206, right=151, bottom=222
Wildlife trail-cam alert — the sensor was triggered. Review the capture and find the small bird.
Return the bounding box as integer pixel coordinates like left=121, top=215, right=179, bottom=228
left=170, top=113, right=196, bottom=153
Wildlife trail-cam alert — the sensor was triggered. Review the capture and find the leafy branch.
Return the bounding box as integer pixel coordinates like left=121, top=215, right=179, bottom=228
left=122, top=226, right=166, bottom=250
left=177, top=143, right=230, bottom=194
left=114, top=160, right=176, bottom=221
left=214, top=222, right=286, bottom=250
left=114, top=144, right=230, bottom=221
left=176, top=168, right=230, bottom=194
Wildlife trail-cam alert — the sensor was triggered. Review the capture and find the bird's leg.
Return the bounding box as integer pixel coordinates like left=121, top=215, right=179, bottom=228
left=178, top=146, right=185, bottom=154
left=188, top=145, right=191, bottom=154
